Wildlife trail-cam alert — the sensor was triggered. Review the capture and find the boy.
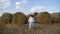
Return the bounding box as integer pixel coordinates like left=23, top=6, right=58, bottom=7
left=28, top=14, right=35, bottom=30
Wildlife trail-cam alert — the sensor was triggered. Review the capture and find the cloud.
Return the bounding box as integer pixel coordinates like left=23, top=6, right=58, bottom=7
left=16, top=0, right=27, bottom=5
left=21, top=0, right=27, bottom=4
left=30, top=5, right=46, bottom=13
left=33, top=1, right=39, bottom=4
left=16, top=2, right=20, bottom=5
left=0, top=0, right=10, bottom=9
left=30, top=5, right=58, bottom=13
left=16, top=2, right=21, bottom=10
left=0, top=0, right=10, bottom=16
left=15, top=0, right=27, bottom=11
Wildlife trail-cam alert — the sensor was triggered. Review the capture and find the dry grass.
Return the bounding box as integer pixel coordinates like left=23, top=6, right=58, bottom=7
left=2, top=23, right=60, bottom=34
left=0, top=24, right=5, bottom=34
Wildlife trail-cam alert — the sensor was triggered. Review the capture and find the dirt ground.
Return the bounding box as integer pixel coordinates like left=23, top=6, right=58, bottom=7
left=2, top=23, right=60, bottom=34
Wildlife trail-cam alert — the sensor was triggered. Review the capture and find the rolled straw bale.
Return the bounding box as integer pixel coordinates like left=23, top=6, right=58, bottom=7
left=51, top=12, right=60, bottom=23
left=35, top=12, right=51, bottom=24
left=12, top=12, right=28, bottom=24
left=1, top=13, right=12, bottom=24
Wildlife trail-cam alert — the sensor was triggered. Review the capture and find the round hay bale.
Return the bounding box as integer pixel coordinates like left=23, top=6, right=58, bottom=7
left=35, top=12, right=51, bottom=24
left=12, top=12, right=28, bottom=25
left=51, top=12, right=60, bottom=23
left=34, top=12, right=38, bottom=16
left=0, top=17, right=1, bottom=24
left=1, top=13, right=12, bottom=24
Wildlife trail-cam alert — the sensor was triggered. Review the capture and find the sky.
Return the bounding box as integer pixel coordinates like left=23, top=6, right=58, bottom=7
left=0, top=0, right=60, bottom=16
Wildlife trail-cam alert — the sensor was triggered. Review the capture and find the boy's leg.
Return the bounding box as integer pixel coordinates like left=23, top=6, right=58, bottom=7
left=29, top=22, right=32, bottom=30
left=31, top=22, right=34, bottom=29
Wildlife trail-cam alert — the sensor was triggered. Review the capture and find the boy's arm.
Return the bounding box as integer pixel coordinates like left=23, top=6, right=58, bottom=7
left=28, top=18, right=30, bottom=23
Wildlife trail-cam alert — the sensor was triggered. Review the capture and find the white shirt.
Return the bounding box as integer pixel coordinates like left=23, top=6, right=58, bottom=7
left=28, top=17, right=35, bottom=23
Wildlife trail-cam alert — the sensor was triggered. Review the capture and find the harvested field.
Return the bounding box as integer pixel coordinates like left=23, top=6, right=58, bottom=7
left=0, top=12, right=60, bottom=34
left=2, top=23, right=60, bottom=34
left=0, top=24, right=5, bottom=34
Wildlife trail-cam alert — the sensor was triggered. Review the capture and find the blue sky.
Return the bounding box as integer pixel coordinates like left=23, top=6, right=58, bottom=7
left=0, top=0, right=60, bottom=16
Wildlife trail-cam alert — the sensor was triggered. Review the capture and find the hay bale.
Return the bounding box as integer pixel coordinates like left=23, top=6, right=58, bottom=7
left=34, top=12, right=38, bottom=16
left=12, top=12, right=28, bottom=24
left=35, top=12, right=51, bottom=24
left=51, top=12, right=60, bottom=23
left=0, top=17, right=1, bottom=24
left=1, top=13, right=12, bottom=24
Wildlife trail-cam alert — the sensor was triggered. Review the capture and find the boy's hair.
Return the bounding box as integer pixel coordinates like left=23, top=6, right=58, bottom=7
left=30, top=15, right=34, bottom=17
